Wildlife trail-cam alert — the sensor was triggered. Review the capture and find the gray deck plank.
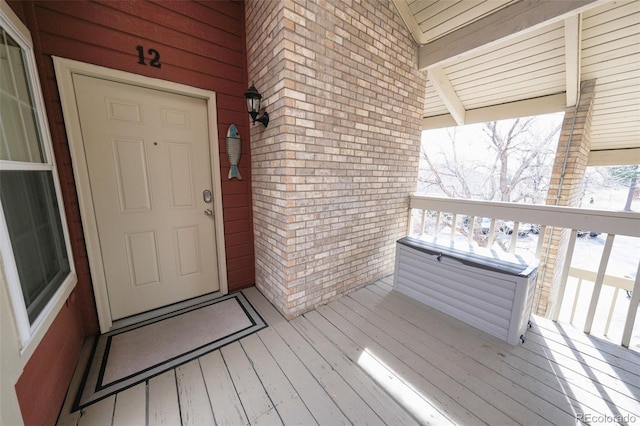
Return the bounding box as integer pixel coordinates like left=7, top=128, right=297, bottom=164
left=148, top=370, right=181, bottom=426
left=113, top=382, right=146, bottom=426
left=244, top=287, right=356, bottom=425
left=366, top=282, right=640, bottom=419
left=176, top=360, right=216, bottom=426
left=199, top=350, right=249, bottom=426
left=221, top=341, right=282, bottom=425
left=57, top=279, right=640, bottom=426
left=341, top=290, right=568, bottom=425
left=240, top=333, right=318, bottom=425
left=290, top=314, right=421, bottom=426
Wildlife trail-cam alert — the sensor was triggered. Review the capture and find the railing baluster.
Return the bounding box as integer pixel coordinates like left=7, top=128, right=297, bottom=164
left=551, top=229, right=578, bottom=322
left=509, top=222, right=519, bottom=254
left=487, top=219, right=496, bottom=248
left=467, top=216, right=475, bottom=245
left=570, top=277, right=582, bottom=324
left=420, top=209, right=427, bottom=234
left=584, top=233, right=615, bottom=334
left=621, top=261, right=640, bottom=348
left=604, top=287, right=619, bottom=337
left=451, top=214, right=457, bottom=239
left=435, top=211, right=442, bottom=237
left=535, top=225, right=546, bottom=258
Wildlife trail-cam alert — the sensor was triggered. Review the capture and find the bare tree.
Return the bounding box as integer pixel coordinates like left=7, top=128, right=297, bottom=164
left=419, top=116, right=562, bottom=204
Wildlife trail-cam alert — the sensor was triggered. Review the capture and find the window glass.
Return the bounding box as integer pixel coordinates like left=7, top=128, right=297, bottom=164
left=0, top=171, right=70, bottom=323
left=0, top=27, right=43, bottom=163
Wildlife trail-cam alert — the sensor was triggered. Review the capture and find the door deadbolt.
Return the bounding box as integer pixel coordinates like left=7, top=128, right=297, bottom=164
left=203, top=189, right=212, bottom=203
left=204, top=209, right=213, bottom=216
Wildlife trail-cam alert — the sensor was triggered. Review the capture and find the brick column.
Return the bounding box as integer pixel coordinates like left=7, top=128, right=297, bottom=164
left=535, top=79, right=596, bottom=316
left=246, top=0, right=426, bottom=318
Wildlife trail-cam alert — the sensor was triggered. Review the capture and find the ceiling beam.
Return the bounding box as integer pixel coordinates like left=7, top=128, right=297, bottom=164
left=588, top=148, right=640, bottom=166
left=390, top=0, right=426, bottom=44
left=418, top=0, right=605, bottom=70
left=564, top=15, right=582, bottom=107
left=427, top=67, right=466, bottom=126
left=422, top=93, right=566, bottom=130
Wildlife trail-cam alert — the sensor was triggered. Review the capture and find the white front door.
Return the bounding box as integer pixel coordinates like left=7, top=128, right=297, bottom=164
left=73, top=75, right=219, bottom=320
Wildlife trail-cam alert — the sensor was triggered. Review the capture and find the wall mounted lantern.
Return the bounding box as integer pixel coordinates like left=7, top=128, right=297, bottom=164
left=244, top=83, right=269, bottom=127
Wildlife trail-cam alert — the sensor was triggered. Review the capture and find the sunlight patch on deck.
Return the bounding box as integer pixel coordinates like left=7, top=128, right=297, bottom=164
left=357, top=348, right=453, bottom=425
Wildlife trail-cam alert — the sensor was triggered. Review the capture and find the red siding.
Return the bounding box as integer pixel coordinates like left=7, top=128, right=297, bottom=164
left=7, top=1, right=255, bottom=425
left=14, top=299, right=84, bottom=426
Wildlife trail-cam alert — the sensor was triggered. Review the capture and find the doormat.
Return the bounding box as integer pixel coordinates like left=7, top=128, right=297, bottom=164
left=73, top=292, right=266, bottom=410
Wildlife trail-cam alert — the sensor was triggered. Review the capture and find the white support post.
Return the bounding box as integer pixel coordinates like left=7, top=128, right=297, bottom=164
left=584, top=233, right=615, bottom=334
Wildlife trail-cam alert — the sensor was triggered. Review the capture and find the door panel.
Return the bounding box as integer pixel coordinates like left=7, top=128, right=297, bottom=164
left=73, top=74, right=219, bottom=320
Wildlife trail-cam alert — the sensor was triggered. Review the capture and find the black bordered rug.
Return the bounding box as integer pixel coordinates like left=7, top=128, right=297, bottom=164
left=73, top=291, right=266, bottom=410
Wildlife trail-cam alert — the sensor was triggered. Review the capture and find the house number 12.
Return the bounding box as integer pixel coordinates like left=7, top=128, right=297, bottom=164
left=136, top=45, right=161, bottom=68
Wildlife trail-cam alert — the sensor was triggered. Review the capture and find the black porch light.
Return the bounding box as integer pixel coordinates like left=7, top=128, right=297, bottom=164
left=244, top=83, right=269, bottom=127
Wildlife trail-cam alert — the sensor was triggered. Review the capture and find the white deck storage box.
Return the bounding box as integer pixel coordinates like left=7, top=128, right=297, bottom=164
left=393, top=237, right=538, bottom=345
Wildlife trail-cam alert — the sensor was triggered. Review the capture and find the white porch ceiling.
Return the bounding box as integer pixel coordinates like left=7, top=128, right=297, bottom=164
left=393, top=0, right=640, bottom=164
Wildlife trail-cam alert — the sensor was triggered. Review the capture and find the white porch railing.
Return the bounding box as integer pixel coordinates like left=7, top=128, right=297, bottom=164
left=407, top=194, right=640, bottom=348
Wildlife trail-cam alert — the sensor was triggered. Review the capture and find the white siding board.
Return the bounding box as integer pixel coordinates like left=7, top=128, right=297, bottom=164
left=454, top=61, right=565, bottom=95
left=414, top=1, right=456, bottom=28
left=583, top=0, right=639, bottom=26
left=582, top=16, right=640, bottom=47
left=463, top=83, right=566, bottom=110
left=445, top=46, right=564, bottom=88
left=444, top=24, right=564, bottom=75
left=421, top=1, right=515, bottom=43
left=582, top=41, right=639, bottom=64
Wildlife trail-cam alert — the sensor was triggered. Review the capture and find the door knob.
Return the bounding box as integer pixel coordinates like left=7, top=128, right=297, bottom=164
left=204, top=209, right=213, bottom=216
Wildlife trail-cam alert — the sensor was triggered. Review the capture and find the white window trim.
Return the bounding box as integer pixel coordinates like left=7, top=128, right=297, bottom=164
left=0, top=0, right=76, bottom=356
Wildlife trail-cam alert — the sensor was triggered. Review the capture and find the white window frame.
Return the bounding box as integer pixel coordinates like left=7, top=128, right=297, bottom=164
left=0, top=0, right=76, bottom=354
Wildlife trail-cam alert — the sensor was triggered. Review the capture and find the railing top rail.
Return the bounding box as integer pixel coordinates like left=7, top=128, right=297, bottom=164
left=410, top=194, right=640, bottom=238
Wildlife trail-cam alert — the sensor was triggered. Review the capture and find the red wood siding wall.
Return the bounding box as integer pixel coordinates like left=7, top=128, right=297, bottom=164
left=7, top=1, right=254, bottom=425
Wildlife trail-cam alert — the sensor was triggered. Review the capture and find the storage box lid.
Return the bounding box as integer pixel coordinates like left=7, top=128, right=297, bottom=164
left=397, top=237, right=538, bottom=277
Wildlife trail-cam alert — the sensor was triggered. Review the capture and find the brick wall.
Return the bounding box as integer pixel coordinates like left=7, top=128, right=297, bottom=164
left=246, top=0, right=426, bottom=318
left=536, top=79, right=596, bottom=316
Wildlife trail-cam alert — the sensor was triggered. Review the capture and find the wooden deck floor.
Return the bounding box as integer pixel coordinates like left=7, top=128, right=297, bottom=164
left=58, top=277, right=640, bottom=425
